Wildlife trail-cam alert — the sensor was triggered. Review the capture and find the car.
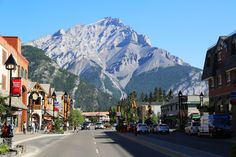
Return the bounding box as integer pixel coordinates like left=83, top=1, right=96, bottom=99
left=136, top=123, right=149, bottom=134
left=154, top=124, right=170, bottom=134
left=127, top=123, right=136, bottom=132
left=81, top=122, right=91, bottom=130
left=95, top=122, right=104, bottom=130
left=185, top=121, right=200, bottom=135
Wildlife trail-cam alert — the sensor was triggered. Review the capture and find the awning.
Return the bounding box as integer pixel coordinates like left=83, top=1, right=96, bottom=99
left=5, top=97, right=28, bottom=110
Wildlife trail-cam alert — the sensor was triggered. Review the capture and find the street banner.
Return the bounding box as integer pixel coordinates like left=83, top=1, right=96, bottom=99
left=11, top=77, right=21, bottom=97
left=54, top=101, right=59, bottom=106
left=230, top=91, right=236, bottom=105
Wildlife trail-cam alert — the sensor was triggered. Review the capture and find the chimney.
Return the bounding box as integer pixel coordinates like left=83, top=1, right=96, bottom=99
left=2, top=36, right=21, bottom=54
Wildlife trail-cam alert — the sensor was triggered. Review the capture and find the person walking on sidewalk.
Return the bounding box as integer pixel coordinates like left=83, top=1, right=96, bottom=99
left=23, top=121, right=27, bottom=134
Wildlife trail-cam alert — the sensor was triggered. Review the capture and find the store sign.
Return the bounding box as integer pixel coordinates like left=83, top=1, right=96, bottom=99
left=230, top=91, right=236, bottom=105
left=11, top=77, right=21, bottom=97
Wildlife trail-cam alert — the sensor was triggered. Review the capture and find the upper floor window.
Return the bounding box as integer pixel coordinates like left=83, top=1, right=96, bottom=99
left=17, top=65, right=20, bottom=77
left=2, top=50, right=7, bottom=65
left=1, top=74, right=6, bottom=90
left=217, top=51, right=222, bottom=62
left=209, top=78, right=215, bottom=88
left=232, top=38, right=236, bottom=55
left=226, top=71, right=231, bottom=84
left=218, top=75, right=222, bottom=86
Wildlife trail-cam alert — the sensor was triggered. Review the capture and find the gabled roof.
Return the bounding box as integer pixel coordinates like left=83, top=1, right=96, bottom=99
left=40, top=84, right=51, bottom=94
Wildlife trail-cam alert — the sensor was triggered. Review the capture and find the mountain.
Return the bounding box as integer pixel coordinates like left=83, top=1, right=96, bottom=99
left=22, top=45, right=118, bottom=111
left=25, top=17, right=208, bottom=97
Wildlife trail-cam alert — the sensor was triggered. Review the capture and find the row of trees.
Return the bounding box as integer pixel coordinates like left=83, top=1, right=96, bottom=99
left=109, top=87, right=175, bottom=125
left=140, top=87, right=174, bottom=103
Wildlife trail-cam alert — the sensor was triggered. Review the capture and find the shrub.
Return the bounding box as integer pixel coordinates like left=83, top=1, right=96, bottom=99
left=0, top=144, right=9, bottom=154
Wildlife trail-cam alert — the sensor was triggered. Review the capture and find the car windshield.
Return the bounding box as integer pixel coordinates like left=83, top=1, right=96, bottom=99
left=96, top=123, right=102, bottom=125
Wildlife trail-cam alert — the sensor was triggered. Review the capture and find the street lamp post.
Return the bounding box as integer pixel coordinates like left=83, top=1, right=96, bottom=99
left=178, top=91, right=183, bottom=130
left=64, top=92, right=68, bottom=130
left=52, top=91, right=56, bottom=122
left=200, top=92, right=204, bottom=107
left=4, top=54, right=17, bottom=125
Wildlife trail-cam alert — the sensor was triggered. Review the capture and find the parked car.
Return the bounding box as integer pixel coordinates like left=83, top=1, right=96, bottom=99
left=136, top=123, right=149, bottom=134
left=127, top=123, right=136, bottom=132
left=95, top=122, right=104, bottom=130
left=154, top=124, right=170, bottom=134
left=81, top=122, right=91, bottom=130
left=185, top=121, right=200, bottom=135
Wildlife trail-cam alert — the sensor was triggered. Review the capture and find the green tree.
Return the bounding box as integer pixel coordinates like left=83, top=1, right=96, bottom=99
left=69, top=109, right=85, bottom=127
left=140, top=92, right=145, bottom=102
left=144, top=94, right=148, bottom=102
left=157, top=87, right=163, bottom=102
left=149, top=92, right=153, bottom=103
left=0, top=95, right=7, bottom=115
left=166, top=89, right=173, bottom=101
left=151, top=114, right=158, bottom=124
left=153, top=87, right=158, bottom=101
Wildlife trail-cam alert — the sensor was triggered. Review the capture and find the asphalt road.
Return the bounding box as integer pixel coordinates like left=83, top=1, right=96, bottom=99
left=19, top=130, right=234, bottom=157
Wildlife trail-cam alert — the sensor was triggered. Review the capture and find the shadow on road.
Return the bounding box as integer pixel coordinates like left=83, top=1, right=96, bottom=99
left=103, top=131, right=169, bottom=157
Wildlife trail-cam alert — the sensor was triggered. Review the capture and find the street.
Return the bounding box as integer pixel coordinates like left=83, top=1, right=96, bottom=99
left=19, top=129, right=234, bottom=157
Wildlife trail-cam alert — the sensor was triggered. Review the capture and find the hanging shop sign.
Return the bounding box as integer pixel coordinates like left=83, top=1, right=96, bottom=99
left=11, top=77, right=21, bottom=97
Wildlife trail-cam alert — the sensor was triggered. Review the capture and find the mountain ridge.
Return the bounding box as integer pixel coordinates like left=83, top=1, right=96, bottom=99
left=25, top=17, right=208, bottom=97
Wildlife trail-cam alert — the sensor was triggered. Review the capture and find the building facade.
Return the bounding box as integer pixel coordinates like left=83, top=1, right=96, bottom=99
left=202, top=32, right=236, bottom=135
left=161, top=95, right=208, bottom=128
left=0, top=36, right=29, bottom=133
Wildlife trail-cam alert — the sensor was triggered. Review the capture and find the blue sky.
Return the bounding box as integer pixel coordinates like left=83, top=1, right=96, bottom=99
left=1, top=0, right=236, bottom=69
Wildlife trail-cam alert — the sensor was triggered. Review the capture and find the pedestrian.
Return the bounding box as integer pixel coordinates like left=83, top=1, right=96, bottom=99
left=23, top=121, right=27, bottom=134
left=73, top=125, right=77, bottom=133
left=31, top=122, right=35, bottom=133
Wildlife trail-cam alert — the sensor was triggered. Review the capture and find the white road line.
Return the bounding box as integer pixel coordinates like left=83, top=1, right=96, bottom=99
left=94, top=142, right=96, bottom=144
left=96, top=148, right=99, bottom=154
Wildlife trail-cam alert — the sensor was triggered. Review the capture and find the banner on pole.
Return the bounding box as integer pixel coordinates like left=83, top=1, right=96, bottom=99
left=11, top=77, right=21, bottom=97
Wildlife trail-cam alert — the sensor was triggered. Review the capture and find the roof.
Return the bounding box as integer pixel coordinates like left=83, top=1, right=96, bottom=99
left=5, top=97, right=28, bottom=110
left=1, top=92, right=27, bottom=110
left=82, top=112, right=109, bottom=117
left=40, top=84, right=51, bottom=94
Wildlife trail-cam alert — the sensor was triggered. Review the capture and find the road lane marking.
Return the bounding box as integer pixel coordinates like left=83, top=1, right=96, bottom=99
left=94, top=142, right=96, bottom=144
left=96, top=148, right=99, bottom=154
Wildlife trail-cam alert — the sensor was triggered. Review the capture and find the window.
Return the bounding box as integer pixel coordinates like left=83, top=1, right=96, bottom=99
left=209, top=78, right=215, bottom=88
left=21, top=67, right=24, bottom=77
left=218, top=75, right=222, bottom=86
left=232, top=38, right=236, bottom=55
left=17, top=65, right=20, bottom=77
left=217, top=51, right=222, bottom=62
left=2, top=50, right=7, bottom=65
left=2, top=75, right=6, bottom=90
left=226, top=72, right=231, bottom=84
